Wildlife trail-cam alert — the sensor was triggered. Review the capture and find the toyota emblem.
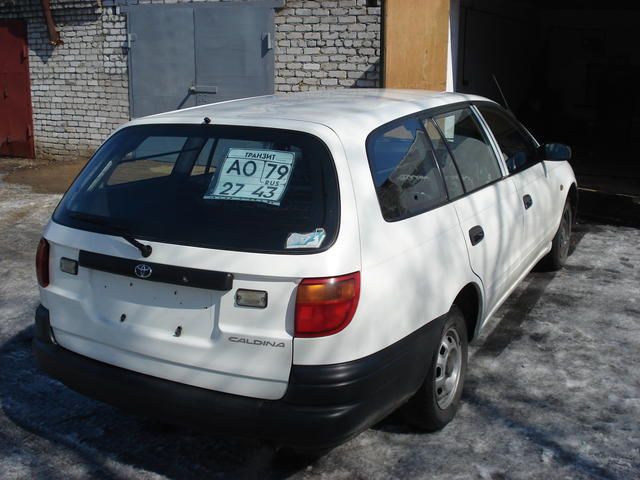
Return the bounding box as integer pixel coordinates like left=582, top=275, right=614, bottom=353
left=134, top=264, right=152, bottom=279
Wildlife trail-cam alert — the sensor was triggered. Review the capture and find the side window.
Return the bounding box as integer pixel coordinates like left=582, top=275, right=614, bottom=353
left=423, top=119, right=465, bottom=199
left=368, top=116, right=448, bottom=221
left=433, top=108, right=502, bottom=192
left=478, top=106, right=539, bottom=173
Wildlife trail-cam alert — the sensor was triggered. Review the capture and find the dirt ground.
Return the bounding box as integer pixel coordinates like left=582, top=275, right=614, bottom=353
left=0, top=158, right=86, bottom=194
left=0, top=162, right=639, bottom=479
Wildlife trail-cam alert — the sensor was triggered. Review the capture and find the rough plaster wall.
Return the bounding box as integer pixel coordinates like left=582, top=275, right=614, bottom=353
left=0, top=0, right=382, bottom=159
left=0, top=1, right=129, bottom=159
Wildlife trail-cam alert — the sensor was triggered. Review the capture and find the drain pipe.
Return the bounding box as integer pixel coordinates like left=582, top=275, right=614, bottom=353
left=40, top=0, right=63, bottom=46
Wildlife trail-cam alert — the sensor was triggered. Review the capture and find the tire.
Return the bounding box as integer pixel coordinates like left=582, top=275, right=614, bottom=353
left=403, top=305, right=468, bottom=431
left=539, top=200, right=572, bottom=271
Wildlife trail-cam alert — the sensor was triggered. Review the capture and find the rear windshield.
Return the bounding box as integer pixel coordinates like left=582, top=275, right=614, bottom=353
left=53, top=124, right=340, bottom=253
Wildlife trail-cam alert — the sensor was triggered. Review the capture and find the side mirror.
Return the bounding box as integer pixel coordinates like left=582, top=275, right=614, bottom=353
left=540, top=143, right=572, bottom=161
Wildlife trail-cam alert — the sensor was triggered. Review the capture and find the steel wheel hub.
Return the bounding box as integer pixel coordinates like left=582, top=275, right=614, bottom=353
left=435, top=327, right=462, bottom=410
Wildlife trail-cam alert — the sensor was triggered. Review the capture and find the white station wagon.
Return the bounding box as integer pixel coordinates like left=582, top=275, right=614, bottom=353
left=33, top=90, right=577, bottom=450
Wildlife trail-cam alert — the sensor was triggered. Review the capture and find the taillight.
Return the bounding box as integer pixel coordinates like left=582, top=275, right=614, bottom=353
left=295, top=272, right=360, bottom=338
left=36, top=238, right=50, bottom=288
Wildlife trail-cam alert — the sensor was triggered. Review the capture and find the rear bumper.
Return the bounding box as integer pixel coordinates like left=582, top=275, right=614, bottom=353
left=33, top=305, right=443, bottom=449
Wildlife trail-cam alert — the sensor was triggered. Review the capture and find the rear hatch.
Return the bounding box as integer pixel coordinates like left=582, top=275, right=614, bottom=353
left=40, top=123, right=342, bottom=400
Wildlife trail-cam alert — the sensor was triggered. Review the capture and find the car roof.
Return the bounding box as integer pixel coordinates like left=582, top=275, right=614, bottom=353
left=129, top=89, right=494, bottom=136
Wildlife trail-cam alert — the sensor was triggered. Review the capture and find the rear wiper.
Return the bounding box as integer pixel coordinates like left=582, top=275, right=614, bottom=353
left=69, top=212, right=153, bottom=258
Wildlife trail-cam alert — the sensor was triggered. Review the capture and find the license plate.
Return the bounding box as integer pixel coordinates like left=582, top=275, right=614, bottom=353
left=204, top=148, right=296, bottom=206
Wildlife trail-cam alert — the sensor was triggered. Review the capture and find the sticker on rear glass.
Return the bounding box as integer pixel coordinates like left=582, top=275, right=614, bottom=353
left=204, top=148, right=296, bottom=206
left=286, top=228, right=326, bottom=249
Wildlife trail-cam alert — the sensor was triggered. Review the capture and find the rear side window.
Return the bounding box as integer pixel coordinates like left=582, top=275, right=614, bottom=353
left=433, top=108, right=502, bottom=192
left=477, top=106, right=539, bottom=173
left=367, top=116, right=448, bottom=221
left=54, top=125, right=340, bottom=254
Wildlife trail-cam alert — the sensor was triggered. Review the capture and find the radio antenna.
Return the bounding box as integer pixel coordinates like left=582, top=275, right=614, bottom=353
left=492, top=74, right=511, bottom=112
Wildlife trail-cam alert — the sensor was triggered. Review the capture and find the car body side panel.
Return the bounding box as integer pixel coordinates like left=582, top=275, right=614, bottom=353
left=292, top=135, right=479, bottom=366
left=452, top=177, right=524, bottom=316
left=476, top=160, right=577, bottom=330
left=510, top=162, right=557, bottom=261
left=509, top=160, right=576, bottom=272
left=472, top=102, right=576, bottom=277
left=544, top=160, right=577, bottom=229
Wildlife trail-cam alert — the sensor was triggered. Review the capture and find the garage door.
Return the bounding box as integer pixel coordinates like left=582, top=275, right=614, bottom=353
left=0, top=20, right=35, bottom=158
left=127, top=3, right=276, bottom=118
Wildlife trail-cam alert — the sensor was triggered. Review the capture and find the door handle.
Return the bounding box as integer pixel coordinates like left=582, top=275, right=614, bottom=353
left=262, top=32, right=273, bottom=50
left=523, top=194, right=533, bottom=210
left=189, top=85, right=218, bottom=94
left=469, top=225, right=485, bottom=246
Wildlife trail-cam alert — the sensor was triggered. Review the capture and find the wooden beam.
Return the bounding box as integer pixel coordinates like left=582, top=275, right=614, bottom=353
left=384, top=0, right=450, bottom=90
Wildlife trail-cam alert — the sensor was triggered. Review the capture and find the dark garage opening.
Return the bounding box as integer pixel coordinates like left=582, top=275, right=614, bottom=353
left=457, top=0, right=640, bottom=225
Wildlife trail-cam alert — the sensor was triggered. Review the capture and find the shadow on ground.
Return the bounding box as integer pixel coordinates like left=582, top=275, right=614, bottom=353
left=0, top=325, right=315, bottom=479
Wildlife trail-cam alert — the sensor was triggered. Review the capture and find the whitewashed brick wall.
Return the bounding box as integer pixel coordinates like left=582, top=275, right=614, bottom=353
left=274, top=0, right=381, bottom=91
left=1, top=1, right=129, bottom=159
left=0, top=0, right=381, bottom=159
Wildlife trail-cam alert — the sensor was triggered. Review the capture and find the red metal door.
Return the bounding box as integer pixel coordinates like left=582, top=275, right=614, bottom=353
left=0, top=20, right=35, bottom=158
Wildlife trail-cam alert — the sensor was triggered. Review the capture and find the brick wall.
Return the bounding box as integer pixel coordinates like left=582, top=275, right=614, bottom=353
left=0, top=1, right=129, bottom=160
left=274, top=0, right=381, bottom=91
left=0, top=0, right=381, bottom=160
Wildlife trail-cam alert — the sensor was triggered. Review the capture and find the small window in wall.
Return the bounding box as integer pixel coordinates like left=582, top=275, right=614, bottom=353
left=477, top=106, right=539, bottom=173
left=433, top=108, right=502, bottom=192
left=367, top=116, right=448, bottom=221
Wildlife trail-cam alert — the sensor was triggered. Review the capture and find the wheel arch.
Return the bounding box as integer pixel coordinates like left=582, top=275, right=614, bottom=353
left=452, top=283, right=483, bottom=341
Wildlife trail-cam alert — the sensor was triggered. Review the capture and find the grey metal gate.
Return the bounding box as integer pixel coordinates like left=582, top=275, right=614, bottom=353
left=127, top=2, right=277, bottom=118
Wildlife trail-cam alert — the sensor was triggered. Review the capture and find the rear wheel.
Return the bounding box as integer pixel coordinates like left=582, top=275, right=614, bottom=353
left=539, top=200, right=572, bottom=271
left=403, top=305, right=468, bottom=431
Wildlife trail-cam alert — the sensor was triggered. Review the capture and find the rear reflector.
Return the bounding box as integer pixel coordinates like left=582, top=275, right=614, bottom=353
left=295, top=272, right=360, bottom=338
left=36, top=238, right=50, bottom=288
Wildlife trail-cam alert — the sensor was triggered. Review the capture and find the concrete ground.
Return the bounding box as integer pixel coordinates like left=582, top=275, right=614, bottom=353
left=0, top=162, right=639, bottom=479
